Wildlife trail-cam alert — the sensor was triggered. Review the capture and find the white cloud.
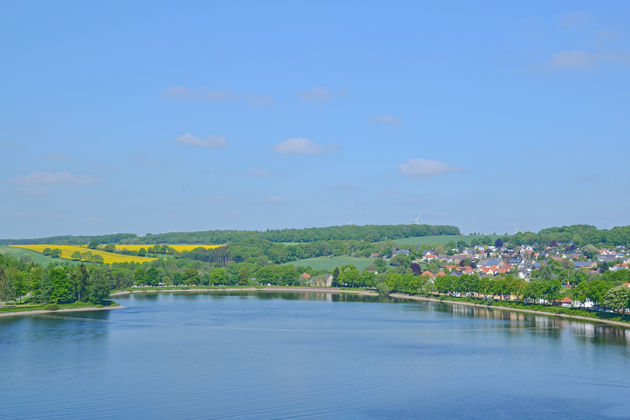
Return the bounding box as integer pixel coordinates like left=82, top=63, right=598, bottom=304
left=163, top=86, right=273, bottom=106
left=547, top=50, right=630, bottom=70
left=248, top=167, right=270, bottom=177
left=298, top=86, right=332, bottom=102
left=211, top=195, right=230, bottom=202
left=560, top=10, right=591, bottom=27
left=273, top=137, right=338, bottom=155
left=549, top=50, right=593, bottom=70
left=13, top=171, right=98, bottom=186
left=265, top=196, right=285, bottom=203
left=41, top=153, right=68, bottom=161
left=176, top=132, right=226, bottom=149
left=399, top=158, right=462, bottom=178
left=370, top=114, right=401, bottom=125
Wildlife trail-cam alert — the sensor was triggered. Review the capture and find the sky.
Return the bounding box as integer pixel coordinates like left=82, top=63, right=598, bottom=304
left=1, top=1, right=629, bottom=238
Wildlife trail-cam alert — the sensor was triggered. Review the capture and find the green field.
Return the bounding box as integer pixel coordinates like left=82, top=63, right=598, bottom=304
left=285, top=256, right=375, bottom=271
left=389, top=234, right=500, bottom=246
left=0, top=245, right=83, bottom=266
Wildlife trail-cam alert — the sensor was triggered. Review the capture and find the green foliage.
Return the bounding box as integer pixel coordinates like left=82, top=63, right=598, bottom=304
left=603, top=286, right=630, bottom=312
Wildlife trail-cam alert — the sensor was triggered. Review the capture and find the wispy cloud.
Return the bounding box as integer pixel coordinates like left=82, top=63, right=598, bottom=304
left=560, top=10, right=591, bottom=27
left=41, top=153, right=68, bottom=161
left=248, top=167, right=270, bottom=178
left=176, top=132, right=226, bottom=149
left=370, top=114, right=401, bottom=125
left=13, top=171, right=98, bottom=186
left=573, top=173, right=600, bottom=183
left=546, top=50, right=630, bottom=70
left=380, top=188, right=398, bottom=196
left=12, top=171, right=98, bottom=195
left=264, top=195, right=285, bottom=203
left=163, top=86, right=273, bottom=106
left=273, top=137, right=338, bottom=155
left=297, top=86, right=333, bottom=102
left=211, top=195, right=230, bottom=202
left=332, top=184, right=361, bottom=192
left=399, top=158, right=462, bottom=178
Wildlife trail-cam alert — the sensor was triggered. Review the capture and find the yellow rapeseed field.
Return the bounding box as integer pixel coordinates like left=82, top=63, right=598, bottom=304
left=10, top=244, right=157, bottom=264
left=114, top=244, right=225, bottom=252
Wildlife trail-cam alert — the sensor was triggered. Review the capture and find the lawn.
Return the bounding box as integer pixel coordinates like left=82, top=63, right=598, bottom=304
left=389, top=234, right=500, bottom=246
left=285, top=256, right=375, bottom=271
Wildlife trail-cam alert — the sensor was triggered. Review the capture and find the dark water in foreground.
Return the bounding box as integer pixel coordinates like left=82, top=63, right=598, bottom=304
left=2, top=292, right=630, bottom=419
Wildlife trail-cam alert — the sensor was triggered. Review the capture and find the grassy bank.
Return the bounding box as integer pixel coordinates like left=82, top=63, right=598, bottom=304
left=0, top=300, right=119, bottom=315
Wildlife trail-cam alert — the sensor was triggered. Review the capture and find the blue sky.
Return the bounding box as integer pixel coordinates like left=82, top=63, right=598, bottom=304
left=1, top=1, right=629, bottom=238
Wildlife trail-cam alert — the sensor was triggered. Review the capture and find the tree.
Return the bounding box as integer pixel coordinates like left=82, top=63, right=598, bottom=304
left=494, top=238, right=504, bottom=248
left=0, top=268, right=16, bottom=303
left=582, top=244, right=598, bottom=260
left=183, top=267, right=199, bottom=285
left=86, top=268, right=111, bottom=304
left=209, top=267, right=227, bottom=285
left=87, top=241, right=99, bottom=250
left=146, top=267, right=161, bottom=286
left=603, top=286, right=630, bottom=313
left=49, top=267, right=73, bottom=303
left=51, top=248, right=62, bottom=258
left=390, top=254, right=411, bottom=267
left=69, top=264, right=89, bottom=302
left=71, top=251, right=82, bottom=261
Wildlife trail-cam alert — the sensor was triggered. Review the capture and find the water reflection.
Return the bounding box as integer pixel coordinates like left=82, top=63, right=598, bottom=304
left=419, top=300, right=630, bottom=347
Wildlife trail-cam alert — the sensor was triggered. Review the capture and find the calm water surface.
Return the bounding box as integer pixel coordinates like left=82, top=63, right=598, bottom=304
left=2, top=292, right=630, bottom=419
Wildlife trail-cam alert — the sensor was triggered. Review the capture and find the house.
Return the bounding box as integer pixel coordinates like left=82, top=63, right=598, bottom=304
left=610, top=264, right=629, bottom=272
left=421, top=270, right=434, bottom=277
left=479, top=258, right=501, bottom=267
left=555, top=296, right=573, bottom=308
left=392, top=248, right=410, bottom=257
left=424, top=251, right=437, bottom=261
left=574, top=261, right=596, bottom=269
left=370, top=253, right=380, bottom=258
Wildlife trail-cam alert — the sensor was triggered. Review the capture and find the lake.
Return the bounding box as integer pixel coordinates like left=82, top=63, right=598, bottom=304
left=2, top=292, right=630, bottom=419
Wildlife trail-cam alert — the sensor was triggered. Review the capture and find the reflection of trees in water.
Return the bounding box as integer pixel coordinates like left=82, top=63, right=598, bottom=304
left=570, top=322, right=630, bottom=348
left=434, top=302, right=630, bottom=346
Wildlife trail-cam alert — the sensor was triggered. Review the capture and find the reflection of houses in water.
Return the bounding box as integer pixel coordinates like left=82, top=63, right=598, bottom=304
left=570, top=321, right=630, bottom=347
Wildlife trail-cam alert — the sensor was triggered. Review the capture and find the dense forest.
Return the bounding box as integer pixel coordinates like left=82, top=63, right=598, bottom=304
left=4, top=224, right=630, bottom=248
left=1, top=224, right=459, bottom=245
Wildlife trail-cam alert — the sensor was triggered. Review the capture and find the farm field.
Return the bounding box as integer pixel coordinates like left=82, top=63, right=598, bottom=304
left=114, top=244, right=225, bottom=252
left=0, top=245, right=82, bottom=265
left=388, top=234, right=500, bottom=246
left=10, top=245, right=157, bottom=264
left=285, top=256, right=375, bottom=271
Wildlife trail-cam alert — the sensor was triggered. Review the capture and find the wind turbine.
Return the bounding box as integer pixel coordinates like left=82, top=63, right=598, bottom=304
left=411, top=212, right=421, bottom=225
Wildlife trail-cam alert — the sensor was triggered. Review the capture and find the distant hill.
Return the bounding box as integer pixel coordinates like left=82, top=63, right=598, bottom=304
left=0, top=224, right=460, bottom=245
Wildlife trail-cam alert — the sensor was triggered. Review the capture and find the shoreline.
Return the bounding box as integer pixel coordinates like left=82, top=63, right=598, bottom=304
left=0, top=305, right=123, bottom=318
left=4, top=287, right=628, bottom=328
left=111, top=286, right=378, bottom=297
left=389, top=293, right=630, bottom=329
left=112, top=286, right=630, bottom=329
